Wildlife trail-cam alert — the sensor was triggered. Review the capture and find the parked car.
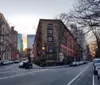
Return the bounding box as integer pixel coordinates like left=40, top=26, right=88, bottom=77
left=76, top=62, right=80, bottom=65
left=9, top=60, right=14, bottom=64
left=93, top=58, right=100, bottom=66
left=14, top=60, right=20, bottom=63
left=79, top=61, right=84, bottom=65
left=82, top=61, right=89, bottom=64
left=19, top=60, right=33, bottom=69
left=84, top=61, right=89, bottom=64
left=93, top=58, right=100, bottom=79
left=70, top=62, right=79, bottom=66
left=2, top=61, right=10, bottom=65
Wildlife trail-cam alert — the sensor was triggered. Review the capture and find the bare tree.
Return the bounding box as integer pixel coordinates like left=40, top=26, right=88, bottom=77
left=0, top=32, right=11, bottom=60
left=56, top=0, right=100, bottom=57
left=73, top=0, right=100, bottom=57
left=0, top=16, right=13, bottom=60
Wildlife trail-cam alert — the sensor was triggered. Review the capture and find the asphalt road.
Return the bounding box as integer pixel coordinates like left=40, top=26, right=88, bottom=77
left=0, top=62, right=99, bottom=85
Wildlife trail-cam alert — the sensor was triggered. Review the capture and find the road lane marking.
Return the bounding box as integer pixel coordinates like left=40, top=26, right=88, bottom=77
left=93, top=75, right=95, bottom=85
left=0, top=69, right=48, bottom=80
left=67, top=63, right=91, bottom=85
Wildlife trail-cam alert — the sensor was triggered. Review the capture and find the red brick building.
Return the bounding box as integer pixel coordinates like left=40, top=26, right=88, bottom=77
left=33, top=19, right=81, bottom=63
left=10, top=26, right=18, bottom=60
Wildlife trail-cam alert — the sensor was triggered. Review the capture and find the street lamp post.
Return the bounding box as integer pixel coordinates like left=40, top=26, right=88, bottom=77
left=0, top=23, right=1, bottom=60
left=42, top=46, right=46, bottom=61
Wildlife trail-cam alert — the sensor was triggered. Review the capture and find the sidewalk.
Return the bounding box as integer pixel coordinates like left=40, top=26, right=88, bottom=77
left=43, top=65, right=69, bottom=69
left=32, top=63, right=69, bottom=69
left=32, top=63, right=43, bottom=69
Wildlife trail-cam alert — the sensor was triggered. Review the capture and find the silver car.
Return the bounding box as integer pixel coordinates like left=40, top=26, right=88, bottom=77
left=93, top=58, right=100, bottom=79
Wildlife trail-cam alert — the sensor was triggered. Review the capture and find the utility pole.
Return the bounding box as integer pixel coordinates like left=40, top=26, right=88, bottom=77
left=0, top=17, right=3, bottom=61
left=0, top=21, right=1, bottom=60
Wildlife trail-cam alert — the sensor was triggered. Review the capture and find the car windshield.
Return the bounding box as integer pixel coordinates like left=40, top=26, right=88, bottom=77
left=95, top=60, right=100, bottom=63
left=72, top=62, right=76, bottom=64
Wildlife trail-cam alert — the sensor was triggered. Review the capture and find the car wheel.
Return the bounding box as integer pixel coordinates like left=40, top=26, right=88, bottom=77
left=29, top=65, right=32, bottom=69
left=25, top=66, right=28, bottom=69
left=94, top=70, right=98, bottom=75
left=98, top=76, right=100, bottom=79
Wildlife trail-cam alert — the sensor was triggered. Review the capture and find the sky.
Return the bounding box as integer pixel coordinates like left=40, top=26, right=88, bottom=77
left=0, top=0, right=75, bottom=34
left=22, top=35, right=27, bottom=50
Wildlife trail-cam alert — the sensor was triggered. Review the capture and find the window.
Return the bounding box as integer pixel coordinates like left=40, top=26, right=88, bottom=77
left=48, top=24, right=53, bottom=29
left=49, top=49, right=53, bottom=52
left=48, top=29, right=53, bottom=34
left=47, top=45, right=56, bottom=53
left=47, top=24, right=53, bottom=42
left=48, top=36, right=53, bottom=42
left=48, top=46, right=53, bottom=52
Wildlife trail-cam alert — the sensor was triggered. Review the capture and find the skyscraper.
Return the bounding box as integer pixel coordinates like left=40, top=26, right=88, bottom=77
left=27, top=35, right=35, bottom=49
left=18, top=33, right=22, bottom=52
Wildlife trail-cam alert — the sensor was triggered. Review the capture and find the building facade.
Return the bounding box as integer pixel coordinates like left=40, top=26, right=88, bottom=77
left=0, top=12, right=11, bottom=61
left=27, top=35, right=35, bottom=49
left=33, top=19, right=79, bottom=63
left=10, top=26, right=18, bottom=60
left=21, top=39, right=23, bottom=52
left=70, top=24, right=87, bottom=60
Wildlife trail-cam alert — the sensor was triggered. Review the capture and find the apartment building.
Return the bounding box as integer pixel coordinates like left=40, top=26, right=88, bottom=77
left=0, top=12, right=11, bottom=61
left=10, top=26, right=18, bottom=60
left=33, top=19, right=80, bottom=63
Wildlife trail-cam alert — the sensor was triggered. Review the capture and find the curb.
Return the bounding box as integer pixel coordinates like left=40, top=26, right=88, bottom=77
left=32, top=65, right=69, bottom=69
left=43, top=65, right=69, bottom=69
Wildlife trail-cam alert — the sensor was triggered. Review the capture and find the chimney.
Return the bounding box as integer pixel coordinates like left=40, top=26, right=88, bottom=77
left=11, top=26, right=14, bottom=31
